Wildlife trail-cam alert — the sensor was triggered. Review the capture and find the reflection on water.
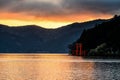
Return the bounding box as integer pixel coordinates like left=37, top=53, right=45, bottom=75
left=0, top=54, right=120, bottom=80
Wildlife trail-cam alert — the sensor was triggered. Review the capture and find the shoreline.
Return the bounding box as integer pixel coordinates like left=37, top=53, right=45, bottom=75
left=82, top=56, right=120, bottom=59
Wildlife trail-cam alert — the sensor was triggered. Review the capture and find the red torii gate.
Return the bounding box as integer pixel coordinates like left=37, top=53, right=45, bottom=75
left=72, top=43, right=86, bottom=56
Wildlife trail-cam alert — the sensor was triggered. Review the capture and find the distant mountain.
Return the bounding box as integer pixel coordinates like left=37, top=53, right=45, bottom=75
left=0, top=19, right=105, bottom=53
left=69, top=15, right=120, bottom=56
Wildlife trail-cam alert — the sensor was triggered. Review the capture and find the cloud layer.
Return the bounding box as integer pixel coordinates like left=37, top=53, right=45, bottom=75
left=62, top=0, right=120, bottom=14
left=0, top=0, right=120, bottom=18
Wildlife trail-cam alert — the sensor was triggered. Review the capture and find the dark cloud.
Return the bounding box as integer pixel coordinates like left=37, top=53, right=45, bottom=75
left=62, top=0, right=120, bottom=14
left=10, top=1, right=64, bottom=16
left=0, top=0, right=120, bottom=17
left=0, top=0, right=21, bottom=9
left=0, top=0, right=63, bottom=16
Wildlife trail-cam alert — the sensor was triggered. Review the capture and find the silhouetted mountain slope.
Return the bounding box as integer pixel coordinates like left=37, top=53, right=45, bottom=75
left=70, top=15, right=120, bottom=56
left=0, top=19, right=105, bottom=53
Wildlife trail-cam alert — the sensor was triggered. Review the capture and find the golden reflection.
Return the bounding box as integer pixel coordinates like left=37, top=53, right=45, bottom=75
left=0, top=54, right=95, bottom=80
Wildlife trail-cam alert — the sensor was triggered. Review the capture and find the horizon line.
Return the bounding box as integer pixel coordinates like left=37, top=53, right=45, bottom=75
left=0, top=17, right=110, bottom=29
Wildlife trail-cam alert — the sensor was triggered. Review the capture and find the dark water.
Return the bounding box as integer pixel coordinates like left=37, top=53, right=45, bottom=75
left=0, top=54, right=120, bottom=80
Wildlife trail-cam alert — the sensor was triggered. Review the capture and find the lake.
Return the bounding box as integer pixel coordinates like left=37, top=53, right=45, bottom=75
left=0, top=54, right=120, bottom=80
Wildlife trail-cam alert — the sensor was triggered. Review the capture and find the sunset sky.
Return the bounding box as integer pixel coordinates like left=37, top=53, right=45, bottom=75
left=0, top=0, right=120, bottom=28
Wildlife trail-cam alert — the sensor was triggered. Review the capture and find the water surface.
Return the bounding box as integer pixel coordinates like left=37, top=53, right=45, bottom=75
left=0, top=54, right=120, bottom=80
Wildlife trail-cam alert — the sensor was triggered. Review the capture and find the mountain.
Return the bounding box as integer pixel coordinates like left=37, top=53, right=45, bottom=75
left=0, top=19, right=105, bottom=53
left=69, top=15, right=120, bottom=56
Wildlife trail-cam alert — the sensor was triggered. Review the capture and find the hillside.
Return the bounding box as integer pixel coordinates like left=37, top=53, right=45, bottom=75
left=69, top=15, right=120, bottom=56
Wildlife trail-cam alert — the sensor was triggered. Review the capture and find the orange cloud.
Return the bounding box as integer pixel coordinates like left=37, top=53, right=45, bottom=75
left=0, top=12, right=112, bottom=22
left=0, top=12, right=113, bottom=28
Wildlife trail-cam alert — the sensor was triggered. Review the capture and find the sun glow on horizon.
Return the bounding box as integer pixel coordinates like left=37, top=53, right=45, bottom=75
left=0, top=20, right=71, bottom=29
left=0, top=11, right=113, bottom=29
left=0, top=13, right=113, bottom=29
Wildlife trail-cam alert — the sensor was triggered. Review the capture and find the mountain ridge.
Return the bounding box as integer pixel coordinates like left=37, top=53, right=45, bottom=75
left=0, top=19, right=106, bottom=53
